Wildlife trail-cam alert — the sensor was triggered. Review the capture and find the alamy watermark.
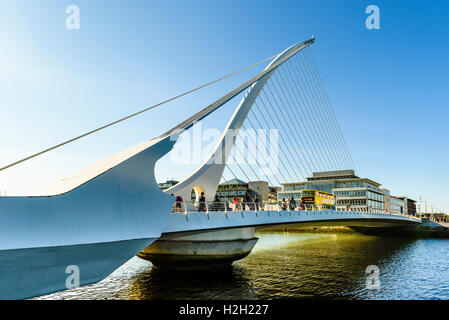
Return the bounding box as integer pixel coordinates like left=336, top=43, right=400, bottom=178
left=365, top=265, right=380, bottom=289
left=65, top=265, right=80, bottom=289
left=170, top=122, right=280, bottom=176
left=66, top=5, right=80, bottom=30
left=365, top=5, right=380, bottom=30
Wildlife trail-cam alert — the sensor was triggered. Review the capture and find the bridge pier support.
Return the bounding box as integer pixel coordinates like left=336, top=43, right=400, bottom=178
left=137, top=227, right=258, bottom=271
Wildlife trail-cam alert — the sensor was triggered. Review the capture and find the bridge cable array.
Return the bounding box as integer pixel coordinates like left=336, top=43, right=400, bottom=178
left=222, top=46, right=355, bottom=191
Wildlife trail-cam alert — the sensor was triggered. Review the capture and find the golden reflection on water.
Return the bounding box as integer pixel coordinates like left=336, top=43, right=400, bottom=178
left=37, top=232, right=449, bottom=300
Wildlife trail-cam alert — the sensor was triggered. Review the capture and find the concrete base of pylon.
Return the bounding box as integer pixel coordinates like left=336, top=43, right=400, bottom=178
left=137, top=228, right=258, bottom=271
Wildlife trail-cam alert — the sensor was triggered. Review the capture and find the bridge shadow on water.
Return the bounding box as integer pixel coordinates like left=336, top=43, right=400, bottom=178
left=127, top=264, right=257, bottom=300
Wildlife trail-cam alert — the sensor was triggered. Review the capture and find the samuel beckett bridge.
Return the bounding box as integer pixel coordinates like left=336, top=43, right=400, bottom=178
left=0, top=37, right=420, bottom=299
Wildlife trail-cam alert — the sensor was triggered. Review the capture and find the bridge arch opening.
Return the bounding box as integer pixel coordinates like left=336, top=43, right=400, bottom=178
left=192, top=185, right=206, bottom=202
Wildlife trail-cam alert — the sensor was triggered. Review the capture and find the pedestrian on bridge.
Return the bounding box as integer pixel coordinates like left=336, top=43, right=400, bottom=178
left=241, top=197, right=246, bottom=211
left=289, top=197, right=296, bottom=211
left=198, top=192, right=206, bottom=212
left=174, top=195, right=184, bottom=213
left=233, top=195, right=240, bottom=211
left=212, top=195, right=223, bottom=211
left=254, top=194, right=261, bottom=211
left=281, top=198, right=287, bottom=211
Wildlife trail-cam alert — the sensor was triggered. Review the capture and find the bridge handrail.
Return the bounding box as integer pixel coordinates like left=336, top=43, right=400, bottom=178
left=169, top=200, right=420, bottom=220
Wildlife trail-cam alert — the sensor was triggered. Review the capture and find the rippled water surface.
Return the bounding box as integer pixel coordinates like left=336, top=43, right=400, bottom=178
left=37, top=232, right=449, bottom=300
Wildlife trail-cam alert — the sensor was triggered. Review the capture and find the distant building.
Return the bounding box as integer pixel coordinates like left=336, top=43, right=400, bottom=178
left=381, top=189, right=391, bottom=212
left=158, top=179, right=179, bottom=191
left=397, top=197, right=417, bottom=216
left=278, top=170, right=385, bottom=211
left=390, top=195, right=406, bottom=214
left=248, top=180, right=269, bottom=202
left=381, top=189, right=417, bottom=215
left=268, top=186, right=281, bottom=204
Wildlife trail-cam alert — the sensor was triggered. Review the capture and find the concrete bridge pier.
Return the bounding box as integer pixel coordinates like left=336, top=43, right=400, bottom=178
left=137, top=227, right=258, bottom=271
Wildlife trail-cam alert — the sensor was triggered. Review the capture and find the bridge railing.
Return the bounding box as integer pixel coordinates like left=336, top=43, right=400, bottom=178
left=169, top=200, right=419, bottom=220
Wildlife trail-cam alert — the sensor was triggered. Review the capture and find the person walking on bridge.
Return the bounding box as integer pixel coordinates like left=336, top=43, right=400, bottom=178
left=174, top=195, right=183, bottom=213
left=212, top=194, right=222, bottom=211
left=289, top=197, right=296, bottom=211
left=281, top=198, right=287, bottom=211
left=254, top=194, right=261, bottom=211
left=233, top=195, right=240, bottom=211
left=198, top=192, right=206, bottom=212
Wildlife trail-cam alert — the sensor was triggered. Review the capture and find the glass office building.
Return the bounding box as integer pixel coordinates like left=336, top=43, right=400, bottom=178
left=390, top=196, right=406, bottom=214
left=278, top=170, right=385, bottom=211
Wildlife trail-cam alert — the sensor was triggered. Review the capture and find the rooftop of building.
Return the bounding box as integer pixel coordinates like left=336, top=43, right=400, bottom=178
left=160, top=179, right=178, bottom=183
left=397, top=196, right=417, bottom=203
left=220, top=178, right=247, bottom=186
left=282, top=177, right=381, bottom=187
left=310, top=170, right=358, bottom=179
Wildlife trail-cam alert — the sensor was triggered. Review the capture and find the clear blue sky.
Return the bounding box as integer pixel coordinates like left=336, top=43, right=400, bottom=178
left=0, top=0, right=448, bottom=213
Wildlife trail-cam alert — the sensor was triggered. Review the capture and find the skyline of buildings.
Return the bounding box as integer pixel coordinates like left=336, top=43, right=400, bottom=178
left=157, top=169, right=426, bottom=215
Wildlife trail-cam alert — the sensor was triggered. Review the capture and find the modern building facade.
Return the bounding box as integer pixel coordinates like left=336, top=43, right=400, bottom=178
left=398, top=197, right=417, bottom=216
left=390, top=195, right=406, bottom=214
left=278, top=170, right=385, bottom=211
left=381, top=189, right=391, bottom=212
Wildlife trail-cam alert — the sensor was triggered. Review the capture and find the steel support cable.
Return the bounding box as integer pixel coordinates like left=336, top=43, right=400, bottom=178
left=244, top=115, right=290, bottom=184
left=275, top=68, right=324, bottom=173
left=284, top=58, right=336, bottom=171
left=225, top=158, right=256, bottom=203
left=248, top=106, right=295, bottom=184
left=271, top=71, right=321, bottom=173
left=296, top=53, right=349, bottom=169
left=265, top=77, right=315, bottom=175
left=219, top=175, right=229, bottom=184
left=221, top=170, right=259, bottom=205
left=287, top=57, right=338, bottom=171
left=291, top=55, right=345, bottom=170
left=283, top=59, right=335, bottom=171
left=279, top=64, right=340, bottom=171
left=0, top=53, right=281, bottom=173
left=263, top=83, right=315, bottom=177
left=294, top=58, right=347, bottom=170
left=241, top=123, right=282, bottom=187
left=303, top=47, right=354, bottom=167
left=252, top=100, right=299, bottom=183
left=230, top=133, right=264, bottom=184
left=238, top=126, right=280, bottom=189
left=279, top=63, right=328, bottom=172
left=258, top=90, right=305, bottom=181
left=304, top=47, right=356, bottom=169
left=299, top=50, right=352, bottom=169
left=270, top=72, right=316, bottom=172
left=247, top=108, right=292, bottom=184
left=258, top=88, right=306, bottom=182
left=223, top=164, right=256, bottom=203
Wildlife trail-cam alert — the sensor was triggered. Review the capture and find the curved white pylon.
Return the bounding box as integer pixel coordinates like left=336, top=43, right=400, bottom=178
left=166, top=38, right=315, bottom=201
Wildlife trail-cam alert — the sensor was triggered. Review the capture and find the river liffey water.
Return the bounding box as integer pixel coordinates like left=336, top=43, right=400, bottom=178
left=36, top=232, right=449, bottom=300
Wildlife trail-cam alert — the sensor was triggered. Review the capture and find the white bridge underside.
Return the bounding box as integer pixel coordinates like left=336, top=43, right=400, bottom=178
left=0, top=238, right=157, bottom=300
